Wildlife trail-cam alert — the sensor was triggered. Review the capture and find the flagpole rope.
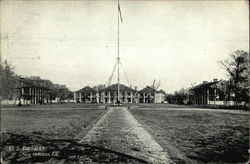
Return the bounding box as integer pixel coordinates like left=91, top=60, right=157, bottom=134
left=106, top=60, right=118, bottom=87
left=119, top=60, right=131, bottom=87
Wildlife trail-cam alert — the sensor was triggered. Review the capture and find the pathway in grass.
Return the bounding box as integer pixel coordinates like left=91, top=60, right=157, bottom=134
left=80, top=107, right=172, bottom=164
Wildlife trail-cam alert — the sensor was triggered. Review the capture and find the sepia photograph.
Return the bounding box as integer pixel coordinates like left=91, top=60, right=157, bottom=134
left=0, top=0, right=249, bottom=163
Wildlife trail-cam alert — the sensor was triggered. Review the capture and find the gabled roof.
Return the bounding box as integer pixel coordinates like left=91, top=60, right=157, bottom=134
left=77, top=86, right=98, bottom=93
left=139, top=86, right=156, bottom=93
left=100, top=83, right=136, bottom=92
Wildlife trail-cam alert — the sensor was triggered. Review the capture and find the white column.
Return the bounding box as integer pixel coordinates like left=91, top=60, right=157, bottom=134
left=96, top=93, right=99, bottom=103
left=35, top=88, right=37, bottom=104
left=108, top=92, right=111, bottom=103
left=136, top=93, right=139, bottom=103
left=37, top=89, right=39, bottom=104
left=90, top=92, right=93, bottom=103
left=79, top=92, right=82, bottom=103
left=74, top=92, right=77, bottom=103
left=207, top=89, right=209, bottom=105
left=214, top=89, right=216, bottom=104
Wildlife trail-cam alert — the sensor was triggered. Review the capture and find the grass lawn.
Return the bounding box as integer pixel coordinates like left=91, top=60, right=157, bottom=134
left=1, top=103, right=106, bottom=139
left=130, top=104, right=249, bottom=163
left=1, top=104, right=114, bottom=163
left=1, top=103, right=148, bottom=163
left=2, top=103, right=148, bottom=164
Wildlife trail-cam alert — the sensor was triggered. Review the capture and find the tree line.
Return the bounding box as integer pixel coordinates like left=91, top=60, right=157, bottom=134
left=0, top=60, right=73, bottom=101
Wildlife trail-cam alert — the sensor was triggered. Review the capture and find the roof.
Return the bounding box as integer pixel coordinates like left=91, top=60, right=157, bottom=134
left=77, top=86, right=98, bottom=93
left=100, top=83, right=136, bottom=92
left=17, top=78, right=49, bottom=90
left=157, top=89, right=166, bottom=94
left=139, top=86, right=156, bottom=93
left=138, top=86, right=165, bottom=94
left=190, top=80, right=224, bottom=91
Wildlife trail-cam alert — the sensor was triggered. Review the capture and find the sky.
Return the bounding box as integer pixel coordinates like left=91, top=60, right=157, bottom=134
left=1, top=0, right=249, bottom=93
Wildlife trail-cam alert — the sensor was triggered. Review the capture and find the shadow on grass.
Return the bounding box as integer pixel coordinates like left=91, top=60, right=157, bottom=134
left=189, top=125, right=249, bottom=163
left=1, top=133, right=148, bottom=163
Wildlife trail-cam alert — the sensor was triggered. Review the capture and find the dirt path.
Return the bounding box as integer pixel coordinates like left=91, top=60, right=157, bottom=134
left=80, top=107, right=172, bottom=164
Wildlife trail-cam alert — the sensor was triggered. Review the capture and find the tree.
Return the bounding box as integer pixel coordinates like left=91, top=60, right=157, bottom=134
left=165, top=93, right=174, bottom=104
left=50, top=84, right=72, bottom=101
left=220, top=50, right=249, bottom=105
left=166, top=88, right=189, bottom=104
left=0, top=61, right=73, bottom=103
left=174, top=88, right=189, bottom=104
left=27, top=77, right=73, bottom=101
left=0, top=61, right=16, bottom=99
left=93, top=84, right=105, bottom=91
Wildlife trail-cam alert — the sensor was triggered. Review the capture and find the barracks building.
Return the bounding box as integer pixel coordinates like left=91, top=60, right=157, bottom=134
left=74, top=83, right=166, bottom=104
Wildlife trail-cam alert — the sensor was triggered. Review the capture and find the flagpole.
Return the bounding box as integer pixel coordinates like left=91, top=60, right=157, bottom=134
left=117, top=1, right=120, bottom=104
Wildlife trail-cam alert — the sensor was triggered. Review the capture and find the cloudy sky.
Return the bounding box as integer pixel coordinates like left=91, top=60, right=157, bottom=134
left=1, top=0, right=249, bottom=93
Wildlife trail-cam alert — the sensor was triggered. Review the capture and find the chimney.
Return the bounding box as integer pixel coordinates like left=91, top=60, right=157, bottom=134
left=203, top=81, right=208, bottom=84
left=213, top=78, right=218, bottom=82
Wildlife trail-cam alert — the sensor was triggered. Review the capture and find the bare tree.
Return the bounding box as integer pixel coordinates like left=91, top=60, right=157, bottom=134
left=219, top=50, right=249, bottom=105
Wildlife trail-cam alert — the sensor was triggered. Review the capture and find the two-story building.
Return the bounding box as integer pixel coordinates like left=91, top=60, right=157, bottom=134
left=189, top=79, right=235, bottom=106
left=138, top=86, right=166, bottom=103
left=14, top=78, right=50, bottom=105
left=99, top=83, right=138, bottom=103
left=74, top=86, right=99, bottom=103
left=74, top=84, right=166, bottom=104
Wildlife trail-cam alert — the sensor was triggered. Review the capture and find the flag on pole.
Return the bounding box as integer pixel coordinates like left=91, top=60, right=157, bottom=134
left=118, top=2, right=123, bottom=22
